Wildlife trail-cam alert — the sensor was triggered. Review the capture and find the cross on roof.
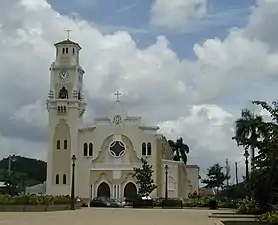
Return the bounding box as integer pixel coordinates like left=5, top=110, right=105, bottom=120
left=65, top=29, right=72, bottom=40
left=114, top=90, right=122, bottom=102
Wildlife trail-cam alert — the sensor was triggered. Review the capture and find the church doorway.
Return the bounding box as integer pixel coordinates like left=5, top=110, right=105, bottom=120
left=124, top=182, right=137, bottom=200
left=97, top=182, right=110, bottom=197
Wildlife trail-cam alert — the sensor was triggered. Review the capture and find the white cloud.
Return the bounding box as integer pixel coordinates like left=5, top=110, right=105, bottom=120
left=0, top=0, right=278, bottom=183
left=159, top=104, right=244, bottom=181
left=150, top=0, right=207, bottom=29
left=0, top=135, right=47, bottom=161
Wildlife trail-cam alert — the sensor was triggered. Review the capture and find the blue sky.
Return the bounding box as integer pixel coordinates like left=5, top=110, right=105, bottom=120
left=47, top=0, right=257, bottom=59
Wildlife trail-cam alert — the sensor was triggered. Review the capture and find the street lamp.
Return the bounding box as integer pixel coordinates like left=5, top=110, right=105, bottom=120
left=70, top=154, right=76, bottom=210
left=164, top=165, right=169, bottom=201
left=244, top=150, right=250, bottom=181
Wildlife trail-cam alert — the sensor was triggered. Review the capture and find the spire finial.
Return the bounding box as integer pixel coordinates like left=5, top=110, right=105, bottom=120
left=65, top=29, right=72, bottom=40
left=114, top=90, right=122, bottom=102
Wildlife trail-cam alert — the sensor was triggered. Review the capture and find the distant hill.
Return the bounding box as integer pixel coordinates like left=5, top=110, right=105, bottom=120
left=0, top=156, right=46, bottom=186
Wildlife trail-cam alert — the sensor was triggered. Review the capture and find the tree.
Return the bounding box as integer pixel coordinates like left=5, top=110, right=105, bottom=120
left=168, top=138, right=190, bottom=165
left=217, top=182, right=247, bottom=200
left=232, top=108, right=267, bottom=170
left=232, top=100, right=278, bottom=212
left=132, top=158, right=157, bottom=197
left=248, top=101, right=278, bottom=211
left=202, top=163, right=229, bottom=192
left=2, top=170, right=20, bottom=195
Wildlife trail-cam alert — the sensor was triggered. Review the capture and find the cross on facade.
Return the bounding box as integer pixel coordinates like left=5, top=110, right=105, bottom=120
left=65, top=29, right=72, bottom=40
left=114, top=90, right=122, bottom=102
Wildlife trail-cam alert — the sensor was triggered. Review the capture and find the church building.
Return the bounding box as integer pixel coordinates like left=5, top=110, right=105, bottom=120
left=46, top=38, right=199, bottom=200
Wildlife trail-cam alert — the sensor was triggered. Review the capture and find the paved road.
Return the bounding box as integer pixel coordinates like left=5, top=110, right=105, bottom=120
left=0, top=207, right=218, bottom=225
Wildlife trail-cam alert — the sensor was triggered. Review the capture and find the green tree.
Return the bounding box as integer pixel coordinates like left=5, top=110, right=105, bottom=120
left=3, top=170, right=20, bottom=195
left=132, top=158, right=157, bottom=197
left=232, top=100, right=278, bottom=212
left=247, top=101, right=278, bottom=211
left=202, top=163, right=229, bottom=192
left=217, top=182, right=247, bottom=200
left=168, top=138, right=190, bottom=165
left=232, top=108, right=267, bottom=170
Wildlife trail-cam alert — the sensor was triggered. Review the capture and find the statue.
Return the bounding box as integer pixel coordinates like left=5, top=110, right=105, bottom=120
left=59, top=87, right=68, bottom=99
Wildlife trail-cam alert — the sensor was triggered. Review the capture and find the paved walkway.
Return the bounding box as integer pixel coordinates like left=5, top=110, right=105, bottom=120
left=0, top=207, right=218, bottom=225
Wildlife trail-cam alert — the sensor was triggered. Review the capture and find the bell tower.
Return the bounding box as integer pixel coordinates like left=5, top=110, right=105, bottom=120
left=46, top=35, right=86, bottom=195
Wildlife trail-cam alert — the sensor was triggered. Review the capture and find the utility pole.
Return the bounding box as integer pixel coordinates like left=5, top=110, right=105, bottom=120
left=235, top=162, right=239, bottom=186
left=225, top=158, right=230, bottom=187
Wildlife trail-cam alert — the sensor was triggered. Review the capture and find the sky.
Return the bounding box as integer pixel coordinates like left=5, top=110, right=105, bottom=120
left=0, top=0, right=277, bottom=183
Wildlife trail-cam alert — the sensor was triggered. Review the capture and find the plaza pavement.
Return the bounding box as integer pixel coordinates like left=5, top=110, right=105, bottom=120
left=0, top=207, right=219, bottom=225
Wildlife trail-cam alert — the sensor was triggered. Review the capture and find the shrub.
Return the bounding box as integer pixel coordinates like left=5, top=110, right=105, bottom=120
left=218, top=199, right=240, bottom=209
left=162, top=198, right=183, bottom=208
left=208, top=199, right=217, bottom=209
left=0, top=194, right=72, bottom=205
left=237, top=200, right=261, bottom=215
left=259, top=211, right=278, bottom=225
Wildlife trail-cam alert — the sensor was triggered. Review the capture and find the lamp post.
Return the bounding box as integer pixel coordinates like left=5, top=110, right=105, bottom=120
left=164, top=165, right=169, bottom=201
left=70, top=154, right=76, bottom=210
left=244, top=150, right=250, bottom=181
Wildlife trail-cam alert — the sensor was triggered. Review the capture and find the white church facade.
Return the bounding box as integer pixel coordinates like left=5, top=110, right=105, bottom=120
left=46, top=38, right=199, bottom=200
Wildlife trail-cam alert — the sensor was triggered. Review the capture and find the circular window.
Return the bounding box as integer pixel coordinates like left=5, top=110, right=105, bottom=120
left=109, top=141, right=125, bottom=157
left=113, top=115, right=122, bottom=124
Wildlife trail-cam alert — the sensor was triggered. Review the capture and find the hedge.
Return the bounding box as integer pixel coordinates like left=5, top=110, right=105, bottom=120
left=0, top=194, right=77, bottom=205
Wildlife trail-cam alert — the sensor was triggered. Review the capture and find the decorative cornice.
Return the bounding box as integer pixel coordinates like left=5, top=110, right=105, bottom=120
left=94, top=117, right=110, bottom=123
left=162, top=159, right=184, bottom=165
left=79, top=126, right=96, bottom=132
left=138, top=125, right=159, bottom=131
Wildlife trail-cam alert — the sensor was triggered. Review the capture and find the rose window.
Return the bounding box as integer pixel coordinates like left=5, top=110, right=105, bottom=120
left=109, top=141, right=125, bottom=157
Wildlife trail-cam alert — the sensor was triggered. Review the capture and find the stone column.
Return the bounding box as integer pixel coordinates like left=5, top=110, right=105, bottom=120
left=91, top=183, right=94, bottom=199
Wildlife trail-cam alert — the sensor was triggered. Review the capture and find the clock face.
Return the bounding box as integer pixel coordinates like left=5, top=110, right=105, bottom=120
left=113, top=115, right=122, bottom=124
left=59, top=70, right=69, bottom=80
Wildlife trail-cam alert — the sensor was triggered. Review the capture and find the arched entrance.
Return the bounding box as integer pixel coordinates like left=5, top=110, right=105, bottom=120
left=97, top=182, right=110, bottom=197
left=124, top=182, right=137, bottom=199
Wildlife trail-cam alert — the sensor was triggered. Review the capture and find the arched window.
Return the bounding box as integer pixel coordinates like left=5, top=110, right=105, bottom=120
left=62, top=48, right=65, bottom=54
left=142, top=142, right=146, bottom=156
left=55, top=174, right=59, bottom=184
left=147, top=142, right=152, bottom=155
left=63, top=174, right=67, bottom=184
left=66, top=48, right=68, bottom=54
left=89, top=143, right=93, bottom=156
left=84, top=143, right=88, bottom=156
left=73, top=48, right=75, bottom=54
left=64, top=139, right=67, bottom=149
left=56, top=140, right=60, bottom=149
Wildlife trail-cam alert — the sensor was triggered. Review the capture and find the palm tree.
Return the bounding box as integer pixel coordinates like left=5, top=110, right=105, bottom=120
left=233, top=108, right=266, bottom=170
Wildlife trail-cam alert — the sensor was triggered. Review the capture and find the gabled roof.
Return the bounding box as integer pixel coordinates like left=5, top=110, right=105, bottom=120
left=54, top=39, right=81, bottom=50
